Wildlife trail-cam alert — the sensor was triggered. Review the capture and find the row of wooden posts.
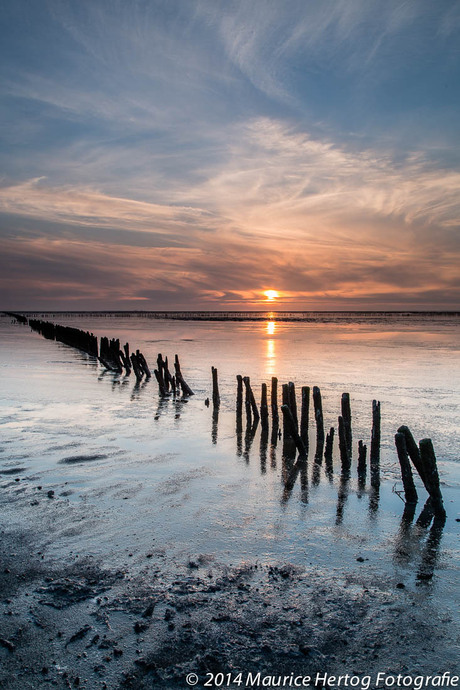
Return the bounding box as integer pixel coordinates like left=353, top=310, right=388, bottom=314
left=13, top=315, right=194, bottom=395
left=210, top=367, right=445, bottom=517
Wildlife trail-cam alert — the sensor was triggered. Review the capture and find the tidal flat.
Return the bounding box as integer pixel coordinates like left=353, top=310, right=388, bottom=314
left=0, top=312, right=459, bottom=689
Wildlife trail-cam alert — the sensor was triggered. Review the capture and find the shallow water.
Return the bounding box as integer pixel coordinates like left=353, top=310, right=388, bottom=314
left=0, top=312, right=459, bottom=617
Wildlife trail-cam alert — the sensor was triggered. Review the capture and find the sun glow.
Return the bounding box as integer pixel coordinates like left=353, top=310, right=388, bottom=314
left=266, top=321, right=275, bottom=335
left=264, top=290, right=279, bottom=301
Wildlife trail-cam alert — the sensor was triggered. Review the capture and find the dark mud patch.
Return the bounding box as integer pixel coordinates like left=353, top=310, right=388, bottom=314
left=59, top=453, right=108, bottom=464
left=156, top=467, right=211, bottom=496
left=36, top=571, right=123, bottom=609
left=0, top=467, right=28, bottom=475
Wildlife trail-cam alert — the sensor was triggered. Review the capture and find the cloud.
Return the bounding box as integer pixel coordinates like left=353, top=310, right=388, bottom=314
left=0, top=178, right=214, bottom=240
left=1, top=115, right=459, bottom=309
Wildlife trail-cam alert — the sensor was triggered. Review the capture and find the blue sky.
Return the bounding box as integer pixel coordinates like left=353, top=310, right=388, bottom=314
left=1, top=0, right=459, bottom=309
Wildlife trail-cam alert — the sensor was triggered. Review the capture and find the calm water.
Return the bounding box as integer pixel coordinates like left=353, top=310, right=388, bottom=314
left=0, top=312, right=459, bottom=610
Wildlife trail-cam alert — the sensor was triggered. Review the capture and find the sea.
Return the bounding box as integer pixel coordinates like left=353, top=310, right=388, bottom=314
left=0, top=311, right=459, bottom=612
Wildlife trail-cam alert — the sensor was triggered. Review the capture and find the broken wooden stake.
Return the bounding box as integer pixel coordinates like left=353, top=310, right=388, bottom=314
left=300, top=386, right=310, bottom=449
left=271, top=377, right=279, bottom=423
left=341, top=392, right=352, bottom=464
left=174, top=355, right=194, bottom=396
left=338, top=415, right=350, bottom=474
left=370, top=400, right=381, bottom=487
left=260, top=382, right=269, bottom=427
left=419, top=438, right=446, bottom=518
left=312, top=386, right=325, bottom=460
left=212, top=366, right=220, bottom=408
left=357, top=440, right=367, bottom=476
left=324, top=426, right=334, bottom=465
left=394, top=432, right=418, bottom=504
left=281, top=405, right=307, bottom=458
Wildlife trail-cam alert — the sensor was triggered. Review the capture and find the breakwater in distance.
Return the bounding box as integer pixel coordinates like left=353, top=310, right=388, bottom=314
left=10, top=310, right=460, bottom=324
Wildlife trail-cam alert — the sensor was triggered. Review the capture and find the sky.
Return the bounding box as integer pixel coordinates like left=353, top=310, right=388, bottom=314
left=1, top=0, right=460, bottom=311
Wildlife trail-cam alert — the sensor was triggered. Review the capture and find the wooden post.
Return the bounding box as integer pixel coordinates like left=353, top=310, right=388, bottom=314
left=300, top=386, right=310, bottom=448
left=313, top=386, right=325, bottom=460
left=397, top=425, right=428, bottom=487
left=244, top=376, right=252, bottom=425
left=395, top=432, right=418, bottom=504
left=212, top=366, right=220, bottom=408
left=288, top=382, right=298, bottom=430
left=137, top=352, right=151, bottom=378
left=164, top=356, right=174, bottom=393
left=130, top=353, right=143, bottom=380
left=419, top=438, right=446, bottom=518
left=271, top=377, right=278, bottom=423
left=119, top=350, right=131, bottom=374
left=260, top=383, right=269, bottom=427
left=281, top=405, right=307, bottom=458
left=174, top=355, right=194, bottom=396
left=236, top=375, right=243, bottom=415
left=243, top=376, right=260, bottom=421
left=370, top=400, right=380, bottom=487
left=338, top=415, right=350, bottom=473
left=282, top=383, right=289, bottom=440
left=341, top=393, right=352, bottom=463
left=154, top=369, right=166, bottom=396
left=357, top=440, right=367, bottom=476
left=324, top=426, right=334, bottom=464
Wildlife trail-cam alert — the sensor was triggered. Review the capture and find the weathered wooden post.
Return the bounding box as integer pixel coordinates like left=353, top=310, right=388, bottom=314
left=271, top=377, right=279, bottom=423
left=236, top=375, right=243, bottom=412
left=130, top=353, right=143, bottom=380
left=341, top=393, right=352, bottom=463
left=324, top=426, right=334, bottom=466
left=244, top=376, right=252, bottom=425
left=397, top=425, right=428, bottom=486
left=281, top=405, right=307, bottom=458
left=288, top=382, right=298, bottom=430
left=243, top=376, right=260, bottom=421
left=119, top=349, right=131, bottom=374
left=357, top=440, right=367, bottom=476
left=212, top=366, right=220, bottom=408
left=137, top=352, right=151, bottom=378
left=282, top=383, right=289, bottom=439
left=164, top=356, right=174, bottom=393
left=300, top=386, right=310, bottom=449
left=370, top=400, right=381, bottom=487
left=236, top=376, right=243, bottom=457
left=419, top=438, right=446, bottom=518
left=394, top=432, right=418, bottom=504
left=154, top=368, right=166, bottom=396
left=174, top=355, right=194, bottom=396
left=260, top=382, right=269, bottom=428
left=338, top=415, right=350, bottom=474
left=313, top=386, right=325, bottom=460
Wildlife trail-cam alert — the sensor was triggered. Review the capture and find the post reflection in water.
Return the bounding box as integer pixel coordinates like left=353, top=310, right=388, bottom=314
left=211, top=406, right=219, bottom=445
left=393, top=498, right=446, bottom=581
left=335, top=473, right=350, bottom=525
left=260, top=423, right=269, bottom=473
left=243, top=419, right=258, bottom=463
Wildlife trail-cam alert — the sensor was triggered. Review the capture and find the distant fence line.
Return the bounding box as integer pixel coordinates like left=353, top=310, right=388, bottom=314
left=4, top=310, right=459, bottom=324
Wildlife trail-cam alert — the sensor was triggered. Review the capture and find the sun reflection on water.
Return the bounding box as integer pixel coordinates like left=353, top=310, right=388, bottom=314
left=265, top=321, right=276, bottom=374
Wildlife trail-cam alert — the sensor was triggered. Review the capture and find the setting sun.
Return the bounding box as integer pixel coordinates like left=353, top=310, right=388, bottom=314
left=264, top=290, right=279, bottom=301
